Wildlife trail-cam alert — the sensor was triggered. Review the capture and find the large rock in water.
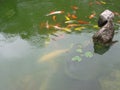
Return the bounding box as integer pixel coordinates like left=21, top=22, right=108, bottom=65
left=93, top=10, right=114, bottom=44
left=98, top=9, right=114, bottom=27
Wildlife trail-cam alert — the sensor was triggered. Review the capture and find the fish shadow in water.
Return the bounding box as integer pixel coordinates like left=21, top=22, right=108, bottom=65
left=93, top=40, right=118, bottom=55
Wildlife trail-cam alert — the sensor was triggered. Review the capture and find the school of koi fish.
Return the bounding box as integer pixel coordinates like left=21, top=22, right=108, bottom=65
left=40, top=1, right=120, bottom=33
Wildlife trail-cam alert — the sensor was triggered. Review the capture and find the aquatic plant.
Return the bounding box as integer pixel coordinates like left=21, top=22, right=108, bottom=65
left=72, top=44, right=93, bottom=62
left=72, top=56, right=82, bottom=62
left=85, top=51, right=93, bottom=58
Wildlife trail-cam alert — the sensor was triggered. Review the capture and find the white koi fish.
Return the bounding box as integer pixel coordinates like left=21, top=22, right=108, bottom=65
left=38, top=49, right=69, bottom=63
left=46, top=11, right=64, bottom=16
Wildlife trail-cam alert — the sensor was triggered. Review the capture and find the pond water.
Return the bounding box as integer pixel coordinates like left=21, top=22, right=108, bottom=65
left=0, top=0, right=120, bottom=90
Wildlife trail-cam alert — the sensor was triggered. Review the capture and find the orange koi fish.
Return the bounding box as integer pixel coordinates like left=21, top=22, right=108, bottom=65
left=40, top=23, right=45, bottom=29
left=95, top=1, right=102, bottom=5
left=71, top=14, right=77, bottom=19
left=67, top=13, right=71, bottom=18
left=67, top=24, right=80, bottom=28
left=89, top=2, right=93, bottom=6
left=71, top=5, right=79, bottom=10
left=78, top=20, right=89, bottom=24
left=52, top=15, right=56, bottom=21
left=113, top=12, right=120, bottom=16
left=89, top=13, right=96, bottom=19
left=46, top=10, right=64, bottom=16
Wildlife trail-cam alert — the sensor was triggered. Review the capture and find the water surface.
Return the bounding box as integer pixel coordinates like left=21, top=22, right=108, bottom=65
left=0, top=0, right=120, bottom=90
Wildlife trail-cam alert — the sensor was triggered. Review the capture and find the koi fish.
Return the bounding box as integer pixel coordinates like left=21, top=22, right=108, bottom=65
left=40, top=23, right=45, bottom=29
left=65, top=20, right=77, bottom=24
left=52, top=15, right=56, bottom=21
left=46, top=11, right=64, bottom=16
left=71, top=14, right=77, bottom=19
left=38, top=49, right=69, bottom=62
left=74, top=27, right=85, bottom=31
left=95, top=1, right=102, bottom=5
left=53, top=25, right=62, bottom=30
left=89, top=13, right=96, bottom=19
left=62, top=28, right=72, bottom=32
left=67, top=24, right=80, bottom=28
left=67, top=13, right=71, bottom=18
left=113, top=12, right=120, bottom=16
left=71, top=5, right=79, bottom=10
left=46, top=21, right=50, bottom=29
left=89, top=2, right=93, bottom=6
left=93, top=25, right=99, bottom=29
left=100, top=1, right=106, bottom=4
left=78, top=20, right=89, bottom=24
left=65, top=15, right=70, bottom=21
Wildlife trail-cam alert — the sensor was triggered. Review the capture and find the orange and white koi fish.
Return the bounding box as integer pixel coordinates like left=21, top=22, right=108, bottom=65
left=53, top=25, right=71, bottom=32
left=89, top=13, right=96, bottom=19
left=53, top=25, right=62, bottom=30
left=46, top=11, right=64, bottom=16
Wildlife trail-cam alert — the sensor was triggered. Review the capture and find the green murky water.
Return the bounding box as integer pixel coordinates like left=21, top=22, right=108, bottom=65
left=0, top=0, right=120, bottom=90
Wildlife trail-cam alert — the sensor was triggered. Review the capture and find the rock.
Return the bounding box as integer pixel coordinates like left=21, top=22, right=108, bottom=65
left=98, top=10, right=114, bottom=27
left=93, top=10, right=114, bottom=44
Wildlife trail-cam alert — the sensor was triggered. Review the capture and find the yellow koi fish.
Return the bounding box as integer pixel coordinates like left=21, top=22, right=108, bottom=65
left=65, top=15, right=70, bottom=21
left=74, top=27, right=85, bottom=31
left=62, top=28, right=72, bottom=32
left=100, top=1, right=106, bottom=4
left=65, top=20, right=77, bottom=24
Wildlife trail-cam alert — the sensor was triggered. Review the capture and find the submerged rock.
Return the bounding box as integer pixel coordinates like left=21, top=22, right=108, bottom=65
left=93, top=10, right=115, bottom=44
left=99, top=70, right=120, bottom=90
